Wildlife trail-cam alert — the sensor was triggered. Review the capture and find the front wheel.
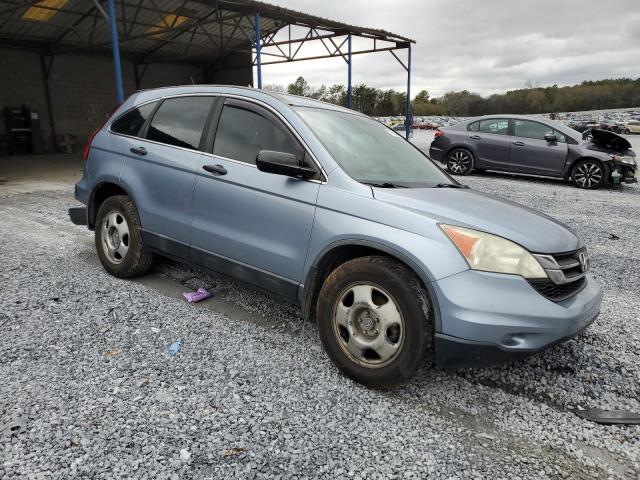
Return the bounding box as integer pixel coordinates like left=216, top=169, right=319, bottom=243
left=446, top=149, right=474, bottom=175
left=95, top=195, right=154, bottom=278
left=316, top=256, right=433, bottom=388
left=572, top=160, right=605, bottom=189
left=623, top=128, right=631, bottom=135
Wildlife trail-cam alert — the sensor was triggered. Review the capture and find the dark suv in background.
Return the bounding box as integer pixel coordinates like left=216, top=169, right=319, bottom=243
left=429, top=115, right=637, bottom=189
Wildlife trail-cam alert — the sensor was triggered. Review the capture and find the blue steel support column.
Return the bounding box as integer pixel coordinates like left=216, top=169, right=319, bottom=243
left=107, top=0, right=124, bottom=103
left=405, top=43, right=412, bottom=140
left=347, top=34, right=352, bottom=109
left=255, top=11, right=262, bottom=89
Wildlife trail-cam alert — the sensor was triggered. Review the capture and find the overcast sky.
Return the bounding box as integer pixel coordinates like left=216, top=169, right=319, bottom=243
left=255, top=0, right=640, bottom=98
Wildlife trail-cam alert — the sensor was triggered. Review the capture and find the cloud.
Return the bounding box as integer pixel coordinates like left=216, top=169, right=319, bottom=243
left=256, top=0, right=638, bottom=97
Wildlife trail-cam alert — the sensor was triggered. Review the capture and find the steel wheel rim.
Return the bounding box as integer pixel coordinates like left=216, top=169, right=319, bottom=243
left=574, top=163, right=602, bottom=188
left=331, top=282, right=405, bottom=369
left=448, top=150, right=471, bottom=173
left=101, top=209, right=130, bottom=264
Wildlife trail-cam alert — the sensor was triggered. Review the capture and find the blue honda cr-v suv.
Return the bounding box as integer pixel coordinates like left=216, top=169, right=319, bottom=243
left=69, top=85, right=602, bottom=387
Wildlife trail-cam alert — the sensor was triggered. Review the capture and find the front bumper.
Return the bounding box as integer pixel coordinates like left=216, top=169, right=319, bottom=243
left=615, top=165, right=637, bottom=184
left=432, top=269, right=602, bottom=368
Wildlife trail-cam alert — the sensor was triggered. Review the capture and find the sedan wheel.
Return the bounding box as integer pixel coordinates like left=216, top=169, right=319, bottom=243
left=447, top=149, right=473, bottom=175
left=573, top=161, right=604, bottom=189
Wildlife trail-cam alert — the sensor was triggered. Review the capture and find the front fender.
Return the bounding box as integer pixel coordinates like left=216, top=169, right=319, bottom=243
left=301, top=184, right=470, bottom=331
left=302, top=237, right=446, bottom=331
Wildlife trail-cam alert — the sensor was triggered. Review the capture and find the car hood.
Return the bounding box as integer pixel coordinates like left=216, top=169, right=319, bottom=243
left=373, top=187, right=582, bottom=254
left=582, top=128, right=632, bottom=152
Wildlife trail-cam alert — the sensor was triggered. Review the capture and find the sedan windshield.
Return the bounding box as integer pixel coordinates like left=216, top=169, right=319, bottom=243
left=294, top=106, right=454, bottom=187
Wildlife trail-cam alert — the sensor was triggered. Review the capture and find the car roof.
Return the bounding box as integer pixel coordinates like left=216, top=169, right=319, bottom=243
left=466, top=114, right=547, bottom=122
left=129, top=84, right=359, bottom=116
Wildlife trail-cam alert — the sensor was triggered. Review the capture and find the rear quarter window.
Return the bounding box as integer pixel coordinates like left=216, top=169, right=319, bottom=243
left=111, top=102, right=158, bottom=137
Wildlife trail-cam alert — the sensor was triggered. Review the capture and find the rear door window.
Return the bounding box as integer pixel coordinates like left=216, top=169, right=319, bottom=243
left=146, top=97, right=215, bottom=150
left=213, top=102, right=304, bottom=165
left=111, top=102, right=157, bottom=137
left=478, top=118, right=509, bottom=135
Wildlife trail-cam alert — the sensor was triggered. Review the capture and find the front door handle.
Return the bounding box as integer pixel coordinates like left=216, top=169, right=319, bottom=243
left=512, top=141, right=525, bottom=146
left=130, top=146, right=147, bottom=156
left=469, top=135, right=481, bottom=140
left=203, top=164, right=227, bottom=175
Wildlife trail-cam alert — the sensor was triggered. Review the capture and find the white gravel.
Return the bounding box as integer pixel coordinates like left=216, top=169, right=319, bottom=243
left=1, top=141, right=639, bottom=478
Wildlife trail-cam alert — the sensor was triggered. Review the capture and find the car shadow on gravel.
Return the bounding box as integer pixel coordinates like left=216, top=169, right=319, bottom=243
left=462, top=170, right=639, bottom=192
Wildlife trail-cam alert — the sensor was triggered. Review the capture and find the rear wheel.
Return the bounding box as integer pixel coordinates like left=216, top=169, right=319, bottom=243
left=316, top=256, right=433, bottom=387
left=623, top=128, right=631, bottom=135
left=572, top=160, right=605, bottom=189
left=95, top=195, right=153, bottom=278
left=446, top=149, right=474, bottom=175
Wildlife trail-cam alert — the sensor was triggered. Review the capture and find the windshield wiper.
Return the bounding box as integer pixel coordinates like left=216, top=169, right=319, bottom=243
left=436, top=183, right=467, bottom=189
left=362, top=181, right=408, bottom=188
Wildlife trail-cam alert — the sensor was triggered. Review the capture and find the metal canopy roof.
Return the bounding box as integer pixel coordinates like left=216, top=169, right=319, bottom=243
left=0, top=0, right=414, bottom=65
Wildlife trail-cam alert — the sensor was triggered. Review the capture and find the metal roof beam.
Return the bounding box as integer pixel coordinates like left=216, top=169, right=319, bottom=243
left=258, top=44, right=409, bottom=66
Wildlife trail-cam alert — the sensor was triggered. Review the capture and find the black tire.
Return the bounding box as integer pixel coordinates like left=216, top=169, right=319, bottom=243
left=446, top=148, right=474, bottom=175
left=316, top=256, right=433, bottom=388
left=95, top=195, right=153, bottom=278
left=623, top=128, right=631, bottom=135
left=571, top=159, right=605, bottom=189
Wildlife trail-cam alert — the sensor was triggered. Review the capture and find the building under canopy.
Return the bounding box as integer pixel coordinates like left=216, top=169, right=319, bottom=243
left=0, top=0, right=415, bottom=151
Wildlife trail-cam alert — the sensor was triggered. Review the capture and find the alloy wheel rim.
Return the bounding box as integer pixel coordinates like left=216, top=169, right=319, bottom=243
left=448, top=150, right=470, bottom=173
left=574, top=163, right=602, bottom=188
left=332, top=282, right=405, bottom=368
left=101, top=210, right=130, bottom=264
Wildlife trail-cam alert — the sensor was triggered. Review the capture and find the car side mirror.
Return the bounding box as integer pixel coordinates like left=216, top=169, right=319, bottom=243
left=256, top=150, right=317, bottom=180
left=544, top=133, right=558, bottom=143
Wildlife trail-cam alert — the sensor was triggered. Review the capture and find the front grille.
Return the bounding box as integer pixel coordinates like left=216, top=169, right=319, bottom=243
left=529, top=277, right=587, bottom=302
left=531, top=248, right=589, bottom=302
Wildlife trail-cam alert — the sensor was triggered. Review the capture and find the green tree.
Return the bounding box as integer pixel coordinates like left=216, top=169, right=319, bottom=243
left=287, top=76, right=311, bottom=97
left=414, top=90, right=430, bottom=103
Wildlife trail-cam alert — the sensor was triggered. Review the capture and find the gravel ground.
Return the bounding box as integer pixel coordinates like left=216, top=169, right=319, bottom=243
left=1, top=140, right=640, bottom=478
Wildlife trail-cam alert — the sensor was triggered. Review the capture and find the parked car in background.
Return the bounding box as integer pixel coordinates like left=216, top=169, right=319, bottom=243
left=429, top=115, right=637, bottom=189
left=567, top=120, right=599, bottom=133
left=623, top=120, right=640, bottom=134
left=69, top=86, right=603, bottom=387
left=599, top=118, right=620, bottom=132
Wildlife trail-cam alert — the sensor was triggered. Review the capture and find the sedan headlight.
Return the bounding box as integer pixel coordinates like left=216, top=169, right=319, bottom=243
left=440, top=224, right=547, bottom=279
left=610, top=154, right=636, bottom=166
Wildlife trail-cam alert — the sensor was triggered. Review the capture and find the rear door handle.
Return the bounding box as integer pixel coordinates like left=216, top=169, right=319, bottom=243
left=203, top=164, right=227, bottom=175
left=469, top=135, right=481, bottom=140
left=130, top=146, right=147, bottom=156
left=512, top=141, right=525, bottom=146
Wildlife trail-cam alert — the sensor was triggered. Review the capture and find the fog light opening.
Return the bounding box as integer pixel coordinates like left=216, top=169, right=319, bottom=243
left=501, top=334, right=523, bottom=347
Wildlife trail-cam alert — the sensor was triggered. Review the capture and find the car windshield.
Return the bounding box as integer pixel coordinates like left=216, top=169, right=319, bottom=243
left=294, top=106, right=454, bottom=187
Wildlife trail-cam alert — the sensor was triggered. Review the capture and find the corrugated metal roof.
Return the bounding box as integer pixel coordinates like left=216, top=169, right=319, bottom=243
left=0, top=0, right=413, bottom=64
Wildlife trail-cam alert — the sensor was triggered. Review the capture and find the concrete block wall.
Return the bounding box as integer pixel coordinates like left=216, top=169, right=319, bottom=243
left=0, top=48, right=251, bottom=151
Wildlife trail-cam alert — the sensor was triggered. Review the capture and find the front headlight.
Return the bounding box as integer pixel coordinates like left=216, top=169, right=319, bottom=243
left=610, top=154, right=636, bottom=165
left=440, top=224, right=547, bottom=279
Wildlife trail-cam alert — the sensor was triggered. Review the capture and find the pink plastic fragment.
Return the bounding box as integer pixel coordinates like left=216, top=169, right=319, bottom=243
left=183, top=288, right=212, bottom=303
